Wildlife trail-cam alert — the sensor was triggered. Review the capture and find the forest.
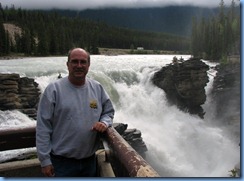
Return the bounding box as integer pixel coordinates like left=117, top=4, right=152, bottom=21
left=0, top=3, right=189, bottom=56
left=0, top=0, right=240, bottom=60
left=191, top=0, right=240, bottom=61
left=54, top=6, right=219, bottom=36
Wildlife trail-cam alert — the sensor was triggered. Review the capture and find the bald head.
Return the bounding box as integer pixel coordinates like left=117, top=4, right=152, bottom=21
left=67, top=48, right=90, bottom=63
left=66, top=48, right=91, bottom=86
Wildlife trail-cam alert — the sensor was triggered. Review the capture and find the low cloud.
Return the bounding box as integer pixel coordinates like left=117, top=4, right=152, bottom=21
left=0, top=0, right=235, bottom=10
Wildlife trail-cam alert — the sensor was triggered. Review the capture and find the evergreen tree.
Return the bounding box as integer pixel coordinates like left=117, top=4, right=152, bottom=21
left=0, top=22, right=6, bottom=55
left=190, top=0, right=240, bottom=61
left=21, top=28, right=32, bottom=55
left=37, top=28, right=49, bottom=56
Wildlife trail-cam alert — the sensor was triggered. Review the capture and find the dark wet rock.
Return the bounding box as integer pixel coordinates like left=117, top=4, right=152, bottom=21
left=113, top=123, right=148, bottom=156
left=211, top=62, right=240, bottom=140
left=211, top=63, right=240, bottom=120
left=152, top=58, right=209, bottom=118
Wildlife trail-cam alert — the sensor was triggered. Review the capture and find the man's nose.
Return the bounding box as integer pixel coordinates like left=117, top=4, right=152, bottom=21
left=77, top=62, right=83, bottom=66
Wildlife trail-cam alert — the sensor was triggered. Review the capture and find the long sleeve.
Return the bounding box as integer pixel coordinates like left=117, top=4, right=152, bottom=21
left=100, top=88, right=114, bottom=127
left=36, top=86, right=55, bottom=167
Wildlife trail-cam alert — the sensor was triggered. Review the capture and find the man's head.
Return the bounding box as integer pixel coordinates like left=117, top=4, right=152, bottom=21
left=67, top=48, right=90, bottom=86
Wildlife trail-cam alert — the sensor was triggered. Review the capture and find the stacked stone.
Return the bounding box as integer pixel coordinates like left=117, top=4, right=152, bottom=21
left=0, top=73, right=41, bottom=119
left=0, top=73, right=22, bottom=110
left=113, top=123, right=148, bottom=157
left=18, top=77, right=40, bottom=119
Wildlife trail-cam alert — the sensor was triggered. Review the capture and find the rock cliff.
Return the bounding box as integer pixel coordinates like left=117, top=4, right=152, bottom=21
left=152, top=58, right=209, bottom=118
left=0, top=73, right=41, bottom=119
left=211, top=62, right=240, bottom=141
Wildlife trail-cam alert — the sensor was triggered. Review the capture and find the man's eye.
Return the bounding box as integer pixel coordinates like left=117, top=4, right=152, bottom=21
left=72, top=60, right=79, bottom=64
left=70, top=60, right=87, bottom=65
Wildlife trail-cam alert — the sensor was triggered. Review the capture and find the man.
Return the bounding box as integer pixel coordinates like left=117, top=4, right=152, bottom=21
left=36, top=48, right=115, bottom=177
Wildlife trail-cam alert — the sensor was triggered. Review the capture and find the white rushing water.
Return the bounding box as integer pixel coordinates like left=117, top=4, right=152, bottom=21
left=0, top=55, right=240, bottom=177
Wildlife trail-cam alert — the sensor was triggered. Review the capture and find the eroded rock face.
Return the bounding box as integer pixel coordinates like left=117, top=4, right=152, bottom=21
left=0, top=73, right=41, bottom=119
left=211, top=62, right=240, bottom=141
left=152, top=58, right=209, bottom=118
left=212, top=63, right=240, bottom=119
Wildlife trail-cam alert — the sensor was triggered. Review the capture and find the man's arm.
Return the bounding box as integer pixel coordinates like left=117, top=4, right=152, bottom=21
left=36, top=89, right=54, bottom=168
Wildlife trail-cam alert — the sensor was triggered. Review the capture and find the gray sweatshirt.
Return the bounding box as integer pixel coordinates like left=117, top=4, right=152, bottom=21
left=36, top=77, right=114, bottom=167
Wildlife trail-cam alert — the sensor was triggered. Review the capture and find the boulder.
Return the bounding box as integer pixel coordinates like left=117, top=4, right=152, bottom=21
left=113, top=123, right=148, bottom=157
left=152, top=58, right=209, bottom=118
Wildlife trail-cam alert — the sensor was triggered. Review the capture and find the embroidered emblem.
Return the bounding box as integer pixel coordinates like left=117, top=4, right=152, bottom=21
left=90, top=100, right=97, bottom=109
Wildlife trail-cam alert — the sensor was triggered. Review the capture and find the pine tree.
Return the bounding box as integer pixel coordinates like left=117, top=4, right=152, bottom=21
left=0, top=22, right=6, bottom=55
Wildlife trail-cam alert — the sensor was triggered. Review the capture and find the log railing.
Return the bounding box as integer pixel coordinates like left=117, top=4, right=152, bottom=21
left=105, top=127, right=160, bottom=177
left=0, top=126, right=36, bottom=151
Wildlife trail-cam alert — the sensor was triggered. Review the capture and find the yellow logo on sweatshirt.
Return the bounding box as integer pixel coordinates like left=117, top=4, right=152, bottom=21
left=90, top=100, right=97, bottom=109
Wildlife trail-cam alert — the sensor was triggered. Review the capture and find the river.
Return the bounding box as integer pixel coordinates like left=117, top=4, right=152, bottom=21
left=0, top=55, right=240, bottom=177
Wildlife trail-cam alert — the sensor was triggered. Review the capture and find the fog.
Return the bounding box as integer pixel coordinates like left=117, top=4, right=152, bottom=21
left=0, top=0, right=236, bottom=10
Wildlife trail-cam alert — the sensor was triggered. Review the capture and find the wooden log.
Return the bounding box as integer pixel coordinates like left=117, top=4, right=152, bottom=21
left=0, top=126, right=36, bottom=151
left=105, top=127, right=160, bottom=177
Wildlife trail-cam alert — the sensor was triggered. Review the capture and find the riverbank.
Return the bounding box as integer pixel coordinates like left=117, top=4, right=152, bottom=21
left=0, top=54, right=26, bottom=60
left=98, top=48, right=184, bottom=55
left=0, top=48, right=188, bottom=60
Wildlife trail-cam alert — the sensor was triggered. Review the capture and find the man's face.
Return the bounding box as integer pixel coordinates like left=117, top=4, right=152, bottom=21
left=67, top=49, right=90, bottom=81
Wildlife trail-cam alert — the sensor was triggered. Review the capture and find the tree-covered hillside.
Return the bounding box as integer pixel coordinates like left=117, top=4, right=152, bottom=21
left=191, top=0, right=240, bottom=61
left=0, top=4, right=190, bottom=56
left=0, top=0, right=240, bottom=59
left=54, top=6, right=218, bottom=36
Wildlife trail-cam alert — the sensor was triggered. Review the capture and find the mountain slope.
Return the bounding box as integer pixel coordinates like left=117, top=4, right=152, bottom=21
left=53, top=6, right=218, bottom=36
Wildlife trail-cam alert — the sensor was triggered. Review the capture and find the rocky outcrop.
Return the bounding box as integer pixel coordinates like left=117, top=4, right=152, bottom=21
left=211, top=61, right=240, bottom=175
left=0, top=73, right=41, bottom=119
left=3, top=23, right=22, bottom=45
left=152, top=58, right=209, bottom=118
left=211, top=62, right=240, bottom=140
left=113, top=123, right=148, bottom=157
left=212, top=63, right=240, bottom=119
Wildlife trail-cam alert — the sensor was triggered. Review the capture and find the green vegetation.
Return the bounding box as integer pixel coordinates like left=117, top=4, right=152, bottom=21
left=0, top=3, right=190, bottom=56
left=229, top=168, right=238, bottom=177
left=0, top=0, right=239, bottom=59
left=191, top=0, right=240, bottom=61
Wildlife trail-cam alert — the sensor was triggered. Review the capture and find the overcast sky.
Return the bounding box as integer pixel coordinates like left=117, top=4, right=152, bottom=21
left=0, top=0, right=238, bottom=10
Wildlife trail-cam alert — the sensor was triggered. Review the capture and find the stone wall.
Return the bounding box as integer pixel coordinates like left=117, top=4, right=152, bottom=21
left=0, top=73, right=41, bottom=119
left=152, top=58, right=209, bottom=118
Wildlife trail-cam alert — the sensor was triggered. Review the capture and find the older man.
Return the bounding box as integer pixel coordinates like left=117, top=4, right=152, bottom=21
left=36, top=48, right=115, bottom=177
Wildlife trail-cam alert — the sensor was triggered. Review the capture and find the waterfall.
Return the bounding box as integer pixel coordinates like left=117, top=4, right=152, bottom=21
left=0, top=55, right=240, bottom=177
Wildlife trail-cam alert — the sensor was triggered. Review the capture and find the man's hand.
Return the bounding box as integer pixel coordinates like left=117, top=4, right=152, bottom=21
left=92, top=122, right=108, bottom=133
left=41, top=165, right=55, bottom=177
